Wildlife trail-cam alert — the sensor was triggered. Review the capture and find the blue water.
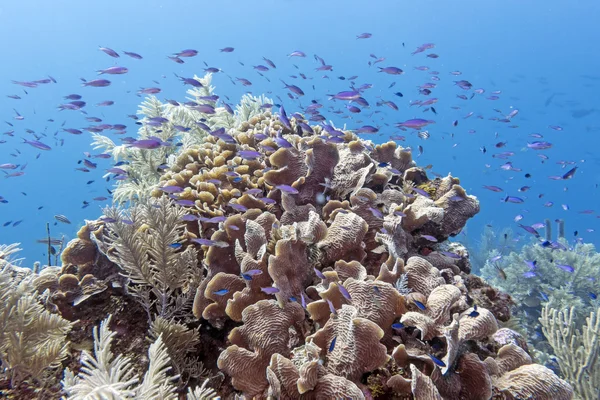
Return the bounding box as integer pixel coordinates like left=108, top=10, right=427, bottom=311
left=1, top=0, right=599, bottom=264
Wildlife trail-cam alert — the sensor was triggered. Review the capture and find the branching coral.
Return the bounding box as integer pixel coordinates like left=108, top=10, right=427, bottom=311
left=62, top=315, right=219, bottom=400
left=99, top=195, right=202, bottom=321
left=0, top=253, right=73, bottom=392
left=540, top=304, right=600, bottom=399
left=482, top=238, right=600, bottom=371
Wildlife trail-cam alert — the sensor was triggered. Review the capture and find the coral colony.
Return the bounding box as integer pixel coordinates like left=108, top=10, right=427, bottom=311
left=0, top=75, right=584, bottom=399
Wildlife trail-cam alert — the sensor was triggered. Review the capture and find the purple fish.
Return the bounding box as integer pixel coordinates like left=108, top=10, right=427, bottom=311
left=82, top=79, right=111, bottom=87
left=396, top=119, right=435, bottom=130
left=378, top=66, right=404, bottom=75
left=556, top=264, right=574, bottom=273
left=220, top=47, right=235, bottom=52
left=412, top=187, right=431, bottom=198
left=518, top=224, right=540, bottom=237
left=261, top=287, right=280, bottom=294
left=439, top=251, right=461, bottom=259
left=281, top=80, right=304, bottom=96
left=97, top=66, right=128, bottom=75
left=276, top=184, right=299, bottom=194
left=129, top=139, right=162, bottom=149
left=338, top=284, right=352, bottom=301
left=159, top=185, right=184, bottom=194
left=176, top=49, right=198, bottom=57
left=99, top=46, right=119, bottom=58
left=328, top=90, right=361, bottom=101
left=191, top=238, right=229, bottom=248
left=421, top=234, right=438, bottom=242
left=504, top=196, right=524, bottom=204
left=522, top=271, right=537, bottom=278
left=238, top=150, right=261, bottom=160
left=22, top=139, right=51, bottom=151
left=123, top=51, right=143, bottom=59
left=527, top=141, right=552, bottom=150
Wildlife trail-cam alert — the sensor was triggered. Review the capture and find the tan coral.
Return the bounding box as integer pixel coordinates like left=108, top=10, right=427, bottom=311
left=307, top=304, right=389, bottom=380
left=458, top=306, right=499, bottom=341
left=400, top=312, right=440, bottom=341
left=217, top=299, right=305, bottom=397
left=316, top=210, right=368, bottom=265
left=426, top=284, right=462, bottom=325
left=410, top=364, right=442, bottom=400
left=434, top=184, right=480, bottom=236
left=404, top=256, right=445, bottom=297
left=267, top=352, right=365, bottom=399
left=493, top=363, right=573, bottom=400
left=268, top=238, right=312, bottom=307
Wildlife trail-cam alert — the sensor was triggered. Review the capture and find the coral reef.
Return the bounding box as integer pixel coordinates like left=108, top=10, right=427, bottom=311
left=0, top=82, right=574, bottom=399
left=540, top=305, right=600, bottom=399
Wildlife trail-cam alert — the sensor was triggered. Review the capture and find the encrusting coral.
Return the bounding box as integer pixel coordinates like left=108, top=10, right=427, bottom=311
left=0, top=80, right=574, bottom=399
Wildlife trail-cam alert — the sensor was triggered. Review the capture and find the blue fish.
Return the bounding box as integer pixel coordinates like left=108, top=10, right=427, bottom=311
left=213, top=289, right=229, bottom=296
left=168, top=243, right=182, bottom=249
left=414, top=300, right=427, bottom=311
left=329, top=336, right=337, bottom=353
left=468, top=305, right=479, bottom=318
left=428, top=354, right=446, bottom=368
left=392, top=322, right=404, bottom=330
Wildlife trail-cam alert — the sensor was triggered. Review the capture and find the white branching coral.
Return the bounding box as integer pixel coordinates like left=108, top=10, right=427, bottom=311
left=100, top=196, right=202, bottom=321
left=62, top=315, right=219, bottom=400
left=540, top=304, right=600, bottom=400
left=0, top=255, right=73, bottom=387
left=62, top=315, right=177, bottom=399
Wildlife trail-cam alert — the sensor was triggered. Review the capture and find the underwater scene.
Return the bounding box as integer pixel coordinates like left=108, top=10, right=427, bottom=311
left=0, top=0, right=599, bottom=399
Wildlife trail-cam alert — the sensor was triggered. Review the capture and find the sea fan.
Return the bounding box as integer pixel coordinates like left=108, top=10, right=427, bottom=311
left=0, top=260, right=73, bottom=387
left=100, top=196, right=202, bottom=321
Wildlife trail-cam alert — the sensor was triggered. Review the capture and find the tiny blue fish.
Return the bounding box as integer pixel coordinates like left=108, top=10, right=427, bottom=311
left=589, top=292, right=597, bottom=300
left=169, top=243, right=182, bottom=249
left=414, top=300, right=427, bottom=310
left=392, top=322, right=404, bottom=330
left=213, top=289, right=229, bottom=296
left=428, top=354, right=447, bottom=368
left=329, top=336, right=337, bottom=353
left=468, top=305, right=479, bottom=318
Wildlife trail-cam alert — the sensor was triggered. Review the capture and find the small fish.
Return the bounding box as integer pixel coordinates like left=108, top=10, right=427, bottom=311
left=276, top=184, right=298, bottom=194
left=54, top=214, right=71, bottom=224
left=504, top=196, right=524, bottom=204
left=327, top=299, right=337, bottom=315
left=241, top=269, right=263, bottom=280
left=338, top=284, right=352, bottom=301
left=329, top=336, right=337, bottom=352
left=261, top=287, right=280, bottom=294
left=168, top=243, right=182, bottom=249
left=428, top=354, right=447, bottom=368
left=314, top=267, right=326, bottom=279
left=468, top=305, right=479, bottom=318
left=495, top=265, right=507, bottom=280
left=556, top=264, right=574, bottom=273
left=213, top=289, right=229, bottom=296
left=414, top=300, right=427, bottom=310
left=421, top=234, right=438, bottom=242
left=391, top=322, right=404, bottom=330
